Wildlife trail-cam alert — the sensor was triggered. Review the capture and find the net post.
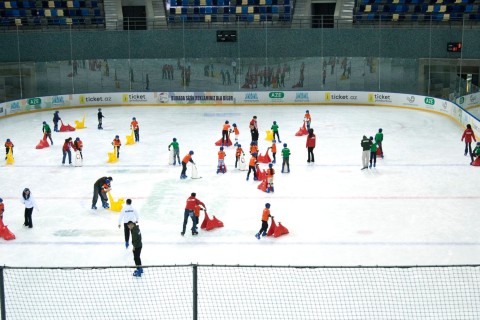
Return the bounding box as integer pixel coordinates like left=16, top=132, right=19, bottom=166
left=193, top=264, right=198, bottom=320
left=0, top=266, right=6, bottom=320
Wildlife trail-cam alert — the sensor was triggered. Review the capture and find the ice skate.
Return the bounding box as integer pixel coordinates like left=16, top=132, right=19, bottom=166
left=255, top=233, right=260, bottom=239
left=133, top=270, right=142, bottom=277
left=262, top=231, right=267, bottom=237
left=181, top=232, right=185, bottom=236
left=91, top=205, right=97, bottom=210
left=125, top=242, right=129, bottom=249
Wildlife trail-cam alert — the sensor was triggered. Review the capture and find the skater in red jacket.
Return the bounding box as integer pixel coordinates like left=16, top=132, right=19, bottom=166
left=181, top=192, right=206, bottom=236
left=306, top=128, right=316, bottom=163
left=461, top=124, right=476, bottom=162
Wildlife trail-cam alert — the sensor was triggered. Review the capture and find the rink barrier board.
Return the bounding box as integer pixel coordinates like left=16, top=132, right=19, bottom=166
left=0, top=91, right=478, bottom=139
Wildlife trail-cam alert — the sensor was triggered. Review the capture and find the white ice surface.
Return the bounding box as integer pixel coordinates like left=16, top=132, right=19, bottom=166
left=0, top=105, right=479, bottom=267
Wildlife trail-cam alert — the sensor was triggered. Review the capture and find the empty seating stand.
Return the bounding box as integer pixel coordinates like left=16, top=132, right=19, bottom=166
left=166, top=0, right=292, bottom=24
left=0, top=0, right=105, bottom=28
left=354, top=0, right=480, bottom=23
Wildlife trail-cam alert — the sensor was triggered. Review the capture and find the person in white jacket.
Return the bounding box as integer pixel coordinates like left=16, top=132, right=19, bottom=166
left=118, top=199, right=139, bottom=249
left=21, top=188, right=38, bottom=228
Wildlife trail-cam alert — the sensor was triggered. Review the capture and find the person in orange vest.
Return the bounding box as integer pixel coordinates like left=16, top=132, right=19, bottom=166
left=73, top=137, right=83, bottom=159
left=232, top=123, right=240, bottom=147
left=221, top=120, right=231, bottom=147
left=193, top=204, right=204, bottom=233
left=217, top=146, right=226, bottom=174
left=304, top=110, right=312, bottom=131
left=255, top=203, right=273, bottom=239
left=100, top=178, right=112, bottom=209
left=112, top=135, right=122, bottom=158
left=246, top=153, right=258, bottom=181
left=4, top=138, right=13, bottom=160
left=249, top=142, right=258, bottom=158
left=268, top=140, right=277, bottom=164
left=235, top=144, right=244, bottom=169
left=131, top=117, right=140, bottom=142
left=266, top=163, right=275, bottom=193
left=181, top=150, right=195, bottom=179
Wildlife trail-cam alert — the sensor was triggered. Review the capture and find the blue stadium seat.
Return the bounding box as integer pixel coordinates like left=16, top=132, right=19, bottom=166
left=80, top=8, right=89, bottom=15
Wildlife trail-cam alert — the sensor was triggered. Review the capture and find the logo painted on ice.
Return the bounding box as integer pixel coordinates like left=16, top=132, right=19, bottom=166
left=295, top=92, right=309, bottom=102
left=244, top=93, right=259, bottom=102
left=424, top=97, right=435, bottom=105
left=406, top=96, right=415, bottom=104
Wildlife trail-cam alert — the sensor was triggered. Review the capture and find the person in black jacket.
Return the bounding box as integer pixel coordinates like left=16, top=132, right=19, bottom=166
left=53, top=111, right=61, bottom=132
left=128, top=221, right=143, bottom=277
left=97, top=108, right=105, bottom=130
left=361, top=135, right=373, bottom=170
left=91, top=176, right=112, bottom=210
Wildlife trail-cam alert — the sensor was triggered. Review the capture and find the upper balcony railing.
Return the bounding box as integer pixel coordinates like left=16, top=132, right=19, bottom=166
left=1, top=14, right=480, bottom=32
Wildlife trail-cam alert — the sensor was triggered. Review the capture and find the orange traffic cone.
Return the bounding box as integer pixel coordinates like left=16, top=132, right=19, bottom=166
left=273, top=222, right=289, bottom=238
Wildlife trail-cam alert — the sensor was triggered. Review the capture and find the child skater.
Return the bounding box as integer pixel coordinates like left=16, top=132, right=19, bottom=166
left=168, top=138, right=181, bottom=165
left=255, top=203, right=273, bottom=239
left=304, top=110, right=311, bottom=131
left=268, top=140, right=277, bottom=164
left=112, top=135, right=122, bottom=158
left=131, top=117, right=140, bottom=142
left=235, top=144, right=244, bottom=169
left=266, top=163, right=275, bottom=193
left=232, top=123, right=240, bottom=147
left=180, top=151, right=195, bottom=179
left=271, top=121, right=281, bottom=143
left=217, top=146, right=226, bottom=173
left=281, top=143, right=291, bottom=173
left=5, top=138, right=13, bottom=160
left=246, top=153, right=258, bottom=181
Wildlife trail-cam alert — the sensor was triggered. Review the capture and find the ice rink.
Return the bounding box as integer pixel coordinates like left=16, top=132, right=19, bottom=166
left=0, top=105, right=479, bottom=268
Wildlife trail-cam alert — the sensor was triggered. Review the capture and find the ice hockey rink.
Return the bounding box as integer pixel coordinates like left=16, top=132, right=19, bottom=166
left=0, top=104, right=479, bottom=268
